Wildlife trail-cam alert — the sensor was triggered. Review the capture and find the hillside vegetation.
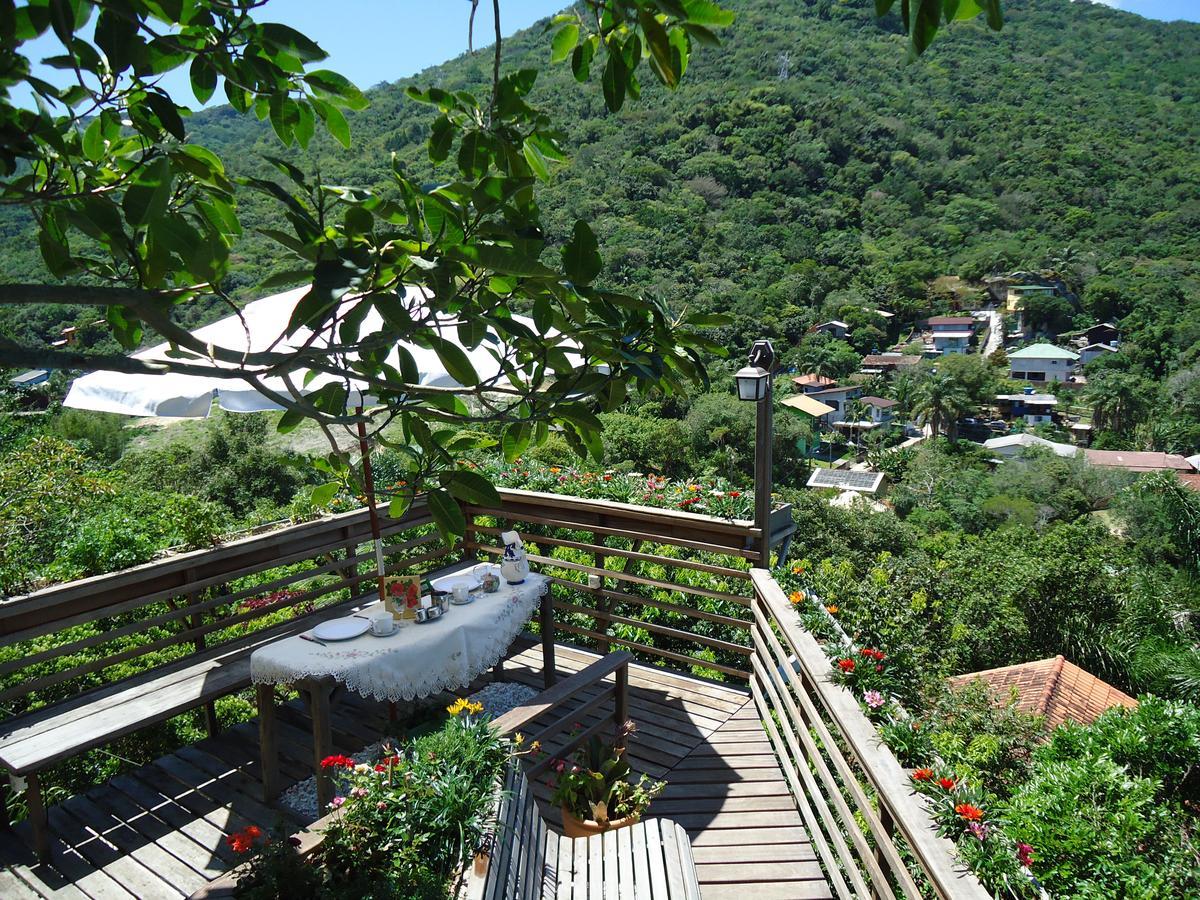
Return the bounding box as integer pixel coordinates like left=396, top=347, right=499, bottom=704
left=2, top=0, right=1198, bottom=361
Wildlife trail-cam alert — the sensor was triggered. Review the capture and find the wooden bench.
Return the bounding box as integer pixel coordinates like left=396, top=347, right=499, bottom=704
left=467, top=760, right=701, bottom=900
left=0, top=501, right=448, bottom=861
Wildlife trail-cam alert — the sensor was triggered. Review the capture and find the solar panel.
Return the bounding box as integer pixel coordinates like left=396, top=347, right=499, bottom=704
left=806, top=469, right=885, bottom=493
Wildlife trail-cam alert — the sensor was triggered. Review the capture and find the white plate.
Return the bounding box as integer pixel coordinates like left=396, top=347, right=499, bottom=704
left=312, top=617, right=371, bottom=641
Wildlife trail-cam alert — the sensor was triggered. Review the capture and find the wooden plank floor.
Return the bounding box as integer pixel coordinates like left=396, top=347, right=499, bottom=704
left=1, top=639, right=831, bottom=899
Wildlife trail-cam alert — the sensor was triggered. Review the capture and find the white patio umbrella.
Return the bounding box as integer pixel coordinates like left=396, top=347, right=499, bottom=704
left=63, top=285, right=553, bottom=598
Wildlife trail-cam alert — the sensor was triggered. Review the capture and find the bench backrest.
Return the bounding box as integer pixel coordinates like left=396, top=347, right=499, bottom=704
left=482, top=760, right=552, bottom=900
left=0, top=499, right=448, bottom=721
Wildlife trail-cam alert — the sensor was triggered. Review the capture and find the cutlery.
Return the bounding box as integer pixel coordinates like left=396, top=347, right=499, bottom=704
left=299, top=634, right=327, bottom=647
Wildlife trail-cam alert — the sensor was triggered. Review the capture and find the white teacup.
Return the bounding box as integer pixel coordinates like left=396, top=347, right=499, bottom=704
left=370, top=613, right=395, bottom=636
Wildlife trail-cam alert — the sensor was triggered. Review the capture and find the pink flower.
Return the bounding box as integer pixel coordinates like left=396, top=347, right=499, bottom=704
left=376, top=800, right=387, bottom=810
left=350, top=786, right=369, bottom=799
left=329, top=796, right=346, bottom=809
left=863, top=690, right=885, bottom=710
left=967, top=821, right=988, bottom=842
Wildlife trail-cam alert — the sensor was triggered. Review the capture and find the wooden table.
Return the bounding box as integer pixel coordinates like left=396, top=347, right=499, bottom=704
left=254, top=575, right=557, bottom=810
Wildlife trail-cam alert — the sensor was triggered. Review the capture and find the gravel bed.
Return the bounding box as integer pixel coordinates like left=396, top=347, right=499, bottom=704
left=278, top=681, right=539, bottom=823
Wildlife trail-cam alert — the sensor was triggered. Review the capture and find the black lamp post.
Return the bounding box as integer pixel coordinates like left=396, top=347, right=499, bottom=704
left=735, top=339, right=775, bottom=566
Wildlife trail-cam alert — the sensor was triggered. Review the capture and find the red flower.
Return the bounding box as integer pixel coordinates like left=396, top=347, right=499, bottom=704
left=955, top=803, right=984, bottom=822
left=728, top=491, right=741, bottom=497
left=837, top=658, right=855, bottom=673
left=911, top=768, right=934, bottom=782
left=224, top=826, right=263, bottom=854
left=320, top=754, right=355, bottom=769
left=937, top=777, right=957, bottom=791
left=1016, top=842, right=1034, bottom=868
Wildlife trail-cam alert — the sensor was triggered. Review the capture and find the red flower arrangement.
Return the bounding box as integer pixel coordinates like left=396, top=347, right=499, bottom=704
left=225, top=825, right=264, bottom=854
left=320, top=754, right=356, bottom=770
left=911, top=768, right=934, bottom=782
left=837, top=658, right=856, bottom=673
left=955, top=803, right=984, bottom=822
left=859, top=647, right=886, bottom=662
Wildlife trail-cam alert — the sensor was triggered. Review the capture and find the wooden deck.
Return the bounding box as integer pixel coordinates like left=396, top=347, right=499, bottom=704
left=0, top=640, right=829, bottom=899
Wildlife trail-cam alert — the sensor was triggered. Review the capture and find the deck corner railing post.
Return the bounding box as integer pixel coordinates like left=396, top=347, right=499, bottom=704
left=614, top=660, right=629, bottom=738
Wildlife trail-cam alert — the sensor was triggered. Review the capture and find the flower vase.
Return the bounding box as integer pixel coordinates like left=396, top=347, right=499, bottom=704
left=560, top=806, right=640, bottom=838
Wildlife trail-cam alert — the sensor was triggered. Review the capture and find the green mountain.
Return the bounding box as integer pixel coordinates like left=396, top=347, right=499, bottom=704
left=2, top=0, right=1199, bottom=365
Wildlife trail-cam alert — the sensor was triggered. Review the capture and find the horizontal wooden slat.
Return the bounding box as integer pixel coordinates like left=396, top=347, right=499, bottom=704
left=551, top=598, right=752, bottom=657
left=554, top=621, right=750, bottom=680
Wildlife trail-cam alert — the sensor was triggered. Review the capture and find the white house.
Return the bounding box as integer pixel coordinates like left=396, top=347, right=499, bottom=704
left=859, top=396, right=897, bottom=425
left=1079, top=343, right=1118, bottom=366
left=813, top=320, right=850, bottom=340
left=996, top=391, right=1059, bottom=425
left=927, top=316, right=976, bottom=355
left=983, top=433, right=1079, bottom=461
left=806, top=384, right=862, bottom=424
left=1008, top=344, right=1080, bottom=383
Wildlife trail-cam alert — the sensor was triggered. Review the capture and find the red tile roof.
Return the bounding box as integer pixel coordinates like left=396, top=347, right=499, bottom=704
left=860, top=396, right=897, bottom=408
left=948, top=656, right=1137, bottom=731
left=928, top=316, right=976, bottom=326
left=1083, top=450, right=1195, bottom=472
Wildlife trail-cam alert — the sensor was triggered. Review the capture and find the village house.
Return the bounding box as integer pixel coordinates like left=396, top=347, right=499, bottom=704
left=805, top=383, right=863, bottom=424
left=1008, top=343, right=1080, bottom=383
left=812, top=320, right=850, bottom=340
left=859, top=396, right=897, bottom=426
left=995, top=389, right=1059, bottom=425
left=1072, top=322, right=1120, bottom=347
left=948, top=656, right=1137, bottom=731
left=791, top=373, right=837, bottom=393
left=983, top=433, right=1079, bottom=460
left=927, top=316, right=976, bottom=355
left=859, top=353, right=921, bottom=376
left=1079, top=343, right=1119, bottom=366
left=781, top=392, right=836, bottom=428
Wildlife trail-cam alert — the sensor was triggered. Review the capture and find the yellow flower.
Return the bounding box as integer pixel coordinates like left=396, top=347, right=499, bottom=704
left=466, top=700, right=484, bottom=715
left=789, top=591, right=804, bottom=606
left=549, top=466, right=561, bottom=473
left=530, top=740, right=541, bottom=752
left=513, top=733, right=525, bottom=746
left=447, top=698, right=471, bottom=716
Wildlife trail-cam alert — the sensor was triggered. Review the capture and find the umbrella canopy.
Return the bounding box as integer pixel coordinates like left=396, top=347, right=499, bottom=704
left=64, top=285, right=547, bottom=417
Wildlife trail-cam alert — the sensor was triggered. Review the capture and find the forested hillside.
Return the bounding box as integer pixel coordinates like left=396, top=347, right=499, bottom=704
left=2, top=0, right=1198, bottom=360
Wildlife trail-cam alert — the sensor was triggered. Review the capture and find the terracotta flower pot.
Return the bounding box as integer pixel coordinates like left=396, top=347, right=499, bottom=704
left=560, top=805, right=640, bottom=838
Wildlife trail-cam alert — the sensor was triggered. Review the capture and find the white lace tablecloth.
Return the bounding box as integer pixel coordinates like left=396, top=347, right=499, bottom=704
left=250, top=572, right=549, bottom=702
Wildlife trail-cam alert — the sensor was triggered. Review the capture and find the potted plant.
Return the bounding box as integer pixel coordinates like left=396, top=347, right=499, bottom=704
left=549, top=720, right=666, bottom=837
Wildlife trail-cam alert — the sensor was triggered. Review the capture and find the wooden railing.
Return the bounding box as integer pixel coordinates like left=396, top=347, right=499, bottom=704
left=2, top=489, right=982, bottom=898
left=749, top=570, right=991, bottom=900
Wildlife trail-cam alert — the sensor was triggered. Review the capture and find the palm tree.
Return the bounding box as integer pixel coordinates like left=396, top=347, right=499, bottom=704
left=842, top=398, right=870, bottom=450
left=1085, top=372, right=1153, bottom=436
left=911, top=371, right=971, bottom=441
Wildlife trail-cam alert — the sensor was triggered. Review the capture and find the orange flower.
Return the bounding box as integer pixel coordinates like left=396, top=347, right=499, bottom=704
left=955, top=803, right=984, bottom=822
left=825, top=605, right=839, bottom=614
left=911, top=768, right=934, bottom=782
left=789, top=591, right=804, bottom=605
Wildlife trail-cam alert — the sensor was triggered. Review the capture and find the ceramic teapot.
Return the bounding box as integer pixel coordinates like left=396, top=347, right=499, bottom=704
left=500, top=530, right=530, bottom=584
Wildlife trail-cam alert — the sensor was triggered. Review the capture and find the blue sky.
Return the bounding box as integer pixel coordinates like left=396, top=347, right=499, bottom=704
left=15, top=0, right=1198, bottom=109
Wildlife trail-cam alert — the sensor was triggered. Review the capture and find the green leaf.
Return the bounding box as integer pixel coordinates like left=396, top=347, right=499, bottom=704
left=429, top=335, right=480, bottom=386
left=312, top=97, right=350, bottom=148
left=638, top=8, right=679, bottom=88
left=388, top=494, right=412, bottom=519
left=190, top=57, right=217, bottom=105
left=680, top=0, right=735, bottom=27
left=429, top=115, right=454, bottom=163
left=571, top=37, right=597, bottom=82
left=502, top=422, right=531, bottom=462
left=522, top=136, right=551, bottom=181
left=562, top=220, right=602, bottom=285
left=602, top=49, right=626, bottom=112
left=445, top=469, right=502, bottom=507
left=122, top=157, right=172, bottom=227
left=260, top=23, right=327, bottom=63
left=310, top=482, right=340, bottom=506
left=38, top=211, right=75, bottom=278
left=82, top=117, right=104, bottom=162
left=305, top=69, right=369, bottom=110
left=278, top=407, right=306, bottom=434
left=427, top=488, right=466, bottom=544
left=551, top=24, right=579, bottom=63
left=143, top=91, right=186, bottom=142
